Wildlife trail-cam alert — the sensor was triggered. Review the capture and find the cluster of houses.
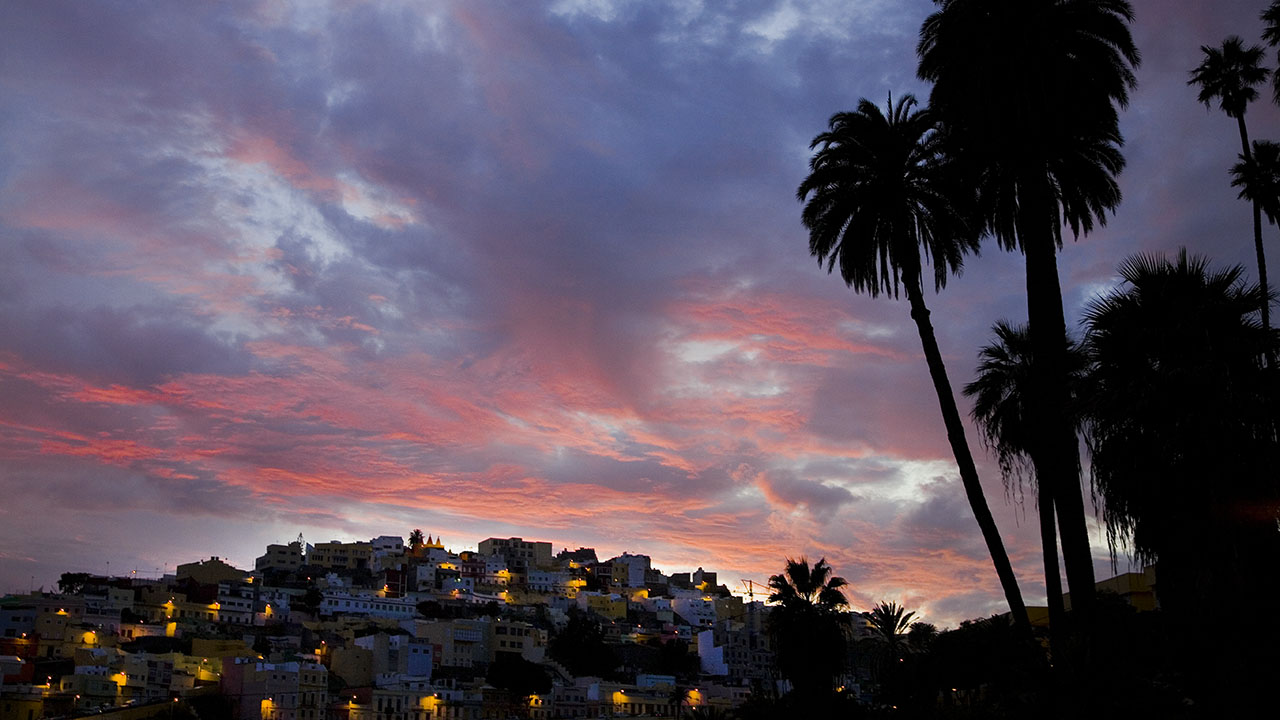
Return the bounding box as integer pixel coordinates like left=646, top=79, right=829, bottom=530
left=0, top=533, right=795, bottom=720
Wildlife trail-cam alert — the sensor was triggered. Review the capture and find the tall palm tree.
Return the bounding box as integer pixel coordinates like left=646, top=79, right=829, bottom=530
left=964, top=322, right=1088, bottom=659
left=1082, top=250, right=1280, bottom=711
left=1083, top=250, right=1279, bottom=609
left=797, top=94, right=1031, bottom=638
left=1259, top=3, right=1280, bottom=100
left=1234, top=139, right=1280, bottom=222
left=918, top=0, right=1141, bottom=620
left=1190, top=37, right=1270, bottom=156
left=1189, top=37, right=1271, bottom=332
left=1233, top=139, right=1280, bottom=341
left=766, top=557, right=849, bottom=699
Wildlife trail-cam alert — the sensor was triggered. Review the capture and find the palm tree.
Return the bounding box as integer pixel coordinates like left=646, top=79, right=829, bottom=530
left=1189, top=37, right=1272, bottom=332
left=1190, top=37, right=1270, bottom=156
left=797, top=94, right=1031, bottom=638
left=1082, top=250, right=1280, bottom=711
left=1083, top=250, right=1279, bottom=610
left=1259, top=3, right=1280, bottom=100
left=668, top=686, right=691, bottom=720
left=906, top=621, right=937, bottom=653
left=964, top=322, right=1088, bottom=655
left=1234, top=140, right=1280, bottom=222
left=868, top=601, right=915, bottom=657
left=1232, top=139, right=1280, bottom=339
left=918, top=0, right=1141, bottom=621
left=408, top=529, right=424, bottom=550
left=865, top=601, right=916, bottom=698
left=766, top=557, right=849, bottom=699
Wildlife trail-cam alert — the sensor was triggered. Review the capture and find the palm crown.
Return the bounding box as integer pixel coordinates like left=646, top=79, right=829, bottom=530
left=1232, top=139, right=1280, bottom=224
left=1189, top=36, right=1269, bottom=120
left=964, top=321, right=1087, bottom=490
left=918, top=0, right=1139, bottom=249
left=797, top=94, right=975, bottom=297
left=767, top=556, right=848, bottom=612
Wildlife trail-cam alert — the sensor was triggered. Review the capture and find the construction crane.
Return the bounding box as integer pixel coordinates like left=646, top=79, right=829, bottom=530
left=740, top=579, right=770, bottom=601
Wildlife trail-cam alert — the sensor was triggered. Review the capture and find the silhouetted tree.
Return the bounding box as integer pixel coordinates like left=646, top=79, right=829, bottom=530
left=57, top=572, right=92, bottom=595
left=487, top=654, right=551, bottom=719
left=1233, top=139, right=1280, bottom=224
left=766, top=557, right=850, bottom=705
left=408, top=529, right=424, bottom=549
left=868, top=602, right=914, bottom=648
left=1264, top=1, right=1280, bottom=100
left=487, top=654, right=552, bottom=695
left=1083, top=250, right=1280, bottom=611
left=1083, top=249, right=1280, bottom=712
left=866, top=601, right=915, bottom=683
left=797, top=94, right=1030, bottom=636
left=965, top=321, right=1089, bottom=657
left=906, top=621, right=937, bottom=653
left=548, top=609, right=617, bottom=678
left=301, top=586, right=324, bottom=615
left=1232, top=140, right=1280, bottom=340
left=1190, top=36, right=1272, bottom=331
left=919, top=0, right=1140, bottom=622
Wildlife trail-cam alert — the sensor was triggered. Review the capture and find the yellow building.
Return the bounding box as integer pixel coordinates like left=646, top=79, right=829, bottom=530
left=255, top=543, right=304, bottom=572
left=308, top=542, right=373, bottom=571
left=191, top=638, right=254, bottom=661
left=176, top=557, right=248, bottom=586
left=1063, top=566, right=1158, bottom=612
left=582, top=593, right=627, bottom=621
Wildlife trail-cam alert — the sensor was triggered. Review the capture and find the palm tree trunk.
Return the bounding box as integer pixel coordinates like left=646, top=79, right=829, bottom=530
left=1252, top=201, right=1271, bottom=333
left=901, top=270, right=1032, bottom=641
left=1238, top=115, right=1271, bottom=333
left=1018, top=187, right=1096, bottom=621
left=1033, top=460, right=1066, bottom=662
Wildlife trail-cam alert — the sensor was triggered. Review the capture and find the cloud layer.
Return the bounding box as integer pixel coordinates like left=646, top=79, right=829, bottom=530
left=1, top=0, right=1274, bottom=625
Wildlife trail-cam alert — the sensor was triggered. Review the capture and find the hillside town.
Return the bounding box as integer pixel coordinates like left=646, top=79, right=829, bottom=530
left=1, top=532, right=869, bottom=720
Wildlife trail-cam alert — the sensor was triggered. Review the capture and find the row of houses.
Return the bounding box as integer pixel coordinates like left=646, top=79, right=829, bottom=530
left=0, top=534, right=777, bottom=720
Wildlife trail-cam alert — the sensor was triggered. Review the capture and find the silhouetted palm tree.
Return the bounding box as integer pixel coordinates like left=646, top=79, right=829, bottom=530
left=1234, top=140, right=1280, bottom=221
left=1190, top=37, right=1270, bottom=155
left=1083, top=250, right=1279, bottom=607
left=766, top=557, right=849, bottom=699
left=1082, top=249, right=1280, bottom=712
left=964, top=322, right=1088, bottom=655
left=1190, top=37, right=1272, bottom=331
left=1260, top=3, right=1280, bottom=100
left=408, top=529, right=424, bottom=549
left=1233, top=140, right=1280, bottom=339
left=868, top=601, right=915, bottom=653
left=865, top=601, right=916, bottom=693
left=797, top=94, right=1030, bottom=636
left=668, top=686, right=691, bottom=720
left=918, top=0, right=1141, bottom=620
left=906, top=621, right=937, bottom=653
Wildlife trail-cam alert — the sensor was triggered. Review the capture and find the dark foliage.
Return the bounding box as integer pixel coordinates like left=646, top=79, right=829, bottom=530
left=766, top=558, right=850, bottom=708
left=486, top=653, right=552, bottom=696
left=548, top=609, right=618, bottom=678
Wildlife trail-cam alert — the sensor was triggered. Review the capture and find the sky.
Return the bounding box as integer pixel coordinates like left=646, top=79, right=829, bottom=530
left=0, top=0, right=1275, bottom=627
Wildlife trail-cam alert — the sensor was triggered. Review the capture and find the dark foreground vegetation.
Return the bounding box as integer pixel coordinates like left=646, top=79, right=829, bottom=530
left=790, top=0, right=1280, bottom=717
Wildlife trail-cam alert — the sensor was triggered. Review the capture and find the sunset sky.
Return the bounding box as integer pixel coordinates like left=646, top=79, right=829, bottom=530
left=0, top=0, right=1275, bottom=626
